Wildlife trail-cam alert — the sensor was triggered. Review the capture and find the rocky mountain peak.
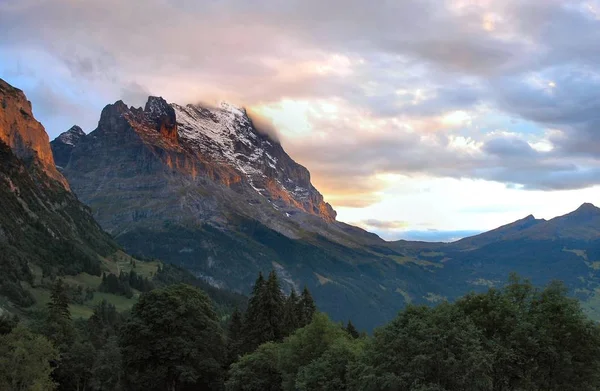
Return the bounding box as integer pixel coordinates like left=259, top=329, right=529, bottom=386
left=172, top=100, right=337, bottom=222
left=144, top=96, right=178, bottom=142
left=51, top=125, right=87, bottom=168
left=0, top=78, right=69, bottom=189
left=56, top=125, right=86, bottom=146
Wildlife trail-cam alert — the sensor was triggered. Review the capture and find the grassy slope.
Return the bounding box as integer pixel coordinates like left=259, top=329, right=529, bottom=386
left=17, top=253, right=161, bottom=319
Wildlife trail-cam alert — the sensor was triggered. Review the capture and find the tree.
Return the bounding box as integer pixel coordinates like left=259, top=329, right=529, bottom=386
left=120, top=284, right=226, bottom=391
left=278, top=313, right=349, bottom=391
left=53, top=340, right=96, bottom=391
left=45, top=278, right=75, bottom=348
left=457, top=276, right=600, bottom=391
left=90, top=336, right=123, bottom=391
left=0, top=313, right=19, bottom=335
left=281, top=290, right=300, bottom=337
left=260, top=271, right=285, bottom=342
left=297, top=287, right=316, bottom=327
left=295, top=337, right=363, bottom=391
left=349, top=304, right=493, bottom=391
left=225, top=342, right=283, bottom=391
left=528, top=281, right=600, bottom=390
left=87, top=300, right=123, bottom=349
left=345, top=321, right=359, bottom=339
left=0, top=324, right=59, bottom=391
left=227, top=308, right=244, bottom=365
left=242, top=271, right=285, bottom=353
left=48, top=279, right=71, bottom=321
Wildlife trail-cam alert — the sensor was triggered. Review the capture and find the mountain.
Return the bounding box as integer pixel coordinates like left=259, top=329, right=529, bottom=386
left=0, top=79, right=69, bottom=189
left=0, top=78, right=119, bottom=307
left=388, top=203, right=600, bottom=320
left=454, top=214, right=546, bottom=249
left=512, top=203, right=600, bottom=241
left=50, top=125, right=86, bottom=168
left=55, top=96, right=441, bottom=330
left=46, top=88, right=600, bottom=329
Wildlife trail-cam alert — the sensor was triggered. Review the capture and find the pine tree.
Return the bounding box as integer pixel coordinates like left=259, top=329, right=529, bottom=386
left=48, top=278, right=71, bottom=321
left=261, top=271, right=285, bottom=342
left=227, top=307, right=244, bottom=364
left=45, top=278, right=75, bottom=347
left=282, top=289, right=300, bottom=336
left=242, top=271, right=285, bottom=353
left=242, top=272, right=265, bottom=353
left=345, top=320, right=359, bottom=339
left=298, top=286, right=316, bottom=327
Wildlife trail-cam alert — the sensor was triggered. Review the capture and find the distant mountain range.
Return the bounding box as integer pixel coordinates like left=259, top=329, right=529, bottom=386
left=2, top=76, right=600, bottom=330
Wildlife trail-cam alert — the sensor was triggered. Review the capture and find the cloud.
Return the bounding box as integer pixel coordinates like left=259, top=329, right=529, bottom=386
left=359, top=219, right=410, bottom=230
left=2, top=0, right=600, bottom=210
left=245, top=108, right=281, bottom=143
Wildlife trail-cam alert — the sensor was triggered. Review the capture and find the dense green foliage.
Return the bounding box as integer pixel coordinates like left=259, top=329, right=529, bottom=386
left=0, top=324, right=59, bottom=391
left=120, top=284, right=226, bottom=390
left=2, top=273, right=600, bottom=391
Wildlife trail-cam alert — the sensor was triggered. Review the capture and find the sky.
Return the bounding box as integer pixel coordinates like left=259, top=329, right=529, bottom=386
left=2, top=0, right=600, bottom=241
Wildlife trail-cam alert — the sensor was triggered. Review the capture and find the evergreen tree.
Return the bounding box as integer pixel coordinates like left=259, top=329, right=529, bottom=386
left=227, top=307, right=244, bottom=365
left=345, top=320, right=359, bottom=339
left=48, top=279, right=71, bottom=321
left=242, top=271, right=285, bottom=353
left=242, top=272, right=265, bottom=353
left=297, top=286, right=316, bottom=327
left=45, top=278, right=75, bottom=347
left=281, top=289, right=300, bottom=336
left=261, top=271, right=285, bottom=342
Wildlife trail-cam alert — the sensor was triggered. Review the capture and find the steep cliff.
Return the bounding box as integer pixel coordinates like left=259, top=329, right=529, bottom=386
left=0, top=78, right=69, bottom=189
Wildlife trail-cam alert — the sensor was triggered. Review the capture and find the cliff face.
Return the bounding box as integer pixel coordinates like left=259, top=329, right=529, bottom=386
left=0, top=78, right=69, bottom=189
left=62, top=96, right=337, bottom=238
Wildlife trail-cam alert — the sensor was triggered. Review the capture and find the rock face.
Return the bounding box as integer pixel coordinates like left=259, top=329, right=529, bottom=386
left=50, top=125, right=86, bottom=168
left=0, top=78, right=69, bottom=189
left=0, top=79, right=118, bottom=306
left=64, top=96, right=337, bottom=236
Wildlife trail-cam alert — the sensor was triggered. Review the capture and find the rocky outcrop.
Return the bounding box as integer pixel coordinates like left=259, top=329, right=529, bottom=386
left=0, top=78, right=70, bottom=189
left=51, top=125, right=86, bottom=168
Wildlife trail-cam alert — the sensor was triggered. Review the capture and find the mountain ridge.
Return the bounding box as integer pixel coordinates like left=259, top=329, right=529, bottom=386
left=45, top=86, right=600, bottom=329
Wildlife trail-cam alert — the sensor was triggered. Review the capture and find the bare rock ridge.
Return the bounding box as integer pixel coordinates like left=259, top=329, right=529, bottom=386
left=0, top=78, right=69, bottom=189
